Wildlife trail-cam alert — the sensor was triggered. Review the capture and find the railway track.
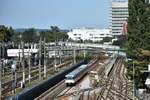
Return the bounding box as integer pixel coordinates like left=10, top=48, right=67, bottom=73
left=35, top=80, right=66, bottom=100
left=34, top=55, right=134, bottom=100
left=95, top=56, right=125, bottom=100
left=104, top=57, right=133, bottom=100
left=2, top=59, right=72, bottom=97
left=116, top=58, right=133, bottom=100
left=57, top=87, right=73, bottom=97
left=37, top=57, right=99, bottom=100
left=68, top=56, right=133, bottom=100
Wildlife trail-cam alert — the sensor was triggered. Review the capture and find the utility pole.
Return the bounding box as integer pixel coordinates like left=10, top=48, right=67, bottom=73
left=28, top=43, right=31, bottom=83
left=18, top=44, right=21, bottom=71
left=114, top=60, right=117, bottom=100
left=11, top=63, right=16, bottom=94
left=54, top=41, right=57, bottom=71
left=83, top=41, right=86, bottom=59
left=59, top=46, right=62, bottom=64
left=2, top=43, right=4, bottom=76
left=43, top=38, right=46, bottom=78
left=21, top=38, right=25, bottom=87
left=73, top=48, right=76, bottom=64
left=0, top=44, right=2, bottom=100
left=39, top=37, right=42, bottom=80
left=133, top=61, right=135, bottom=100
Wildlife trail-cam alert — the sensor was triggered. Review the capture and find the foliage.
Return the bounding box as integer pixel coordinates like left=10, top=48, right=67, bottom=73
left=49, top=26, right=68, bottom=42
left=112, top=35, right=126, bottom=47
left=11, top=26, right=69, bottom=43
left=76, top=52, right=92, bottom=62
left=0, top=25, right=13, bottom=42
left=126, top=0, right=150, bottom=88
left=22, top=28, right=38, bottom=43
left=127, top=0, right=150, bottom=54
left=39, top=26, right=68, bottom=42
left=101, top=37, right=113, bottom=42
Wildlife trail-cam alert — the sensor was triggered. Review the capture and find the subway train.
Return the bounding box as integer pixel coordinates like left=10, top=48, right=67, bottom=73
left=65, top=64, right=88, bottom=85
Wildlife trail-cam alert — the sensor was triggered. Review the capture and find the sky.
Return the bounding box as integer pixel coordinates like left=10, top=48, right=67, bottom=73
left=0, top=0, right=109, bottom=29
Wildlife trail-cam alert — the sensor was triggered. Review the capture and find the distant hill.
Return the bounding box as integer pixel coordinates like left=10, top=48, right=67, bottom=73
left=14, top=28, right=69, bottom=33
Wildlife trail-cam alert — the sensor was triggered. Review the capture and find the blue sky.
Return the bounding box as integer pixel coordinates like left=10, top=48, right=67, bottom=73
left=0, top=0, right=109, bottom=29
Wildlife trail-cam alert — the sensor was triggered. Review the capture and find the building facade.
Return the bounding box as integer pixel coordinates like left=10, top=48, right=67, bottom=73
left=110, top=0, right=128, bottom=36
left=67, top=28, right=112, bottom=41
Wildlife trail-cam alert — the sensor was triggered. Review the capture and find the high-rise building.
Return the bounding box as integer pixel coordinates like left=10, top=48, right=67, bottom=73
left=110, top=0, right=128, bottom=36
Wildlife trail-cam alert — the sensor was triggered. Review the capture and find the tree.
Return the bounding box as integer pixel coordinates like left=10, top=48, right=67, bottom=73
left=127, top=0, right=150, bottom=59
left=22, top=28, right=38, bottom=43
left=126, top=0, right=150, bottom=88
left=0, top=25, right=12, bottom=42
left=46, top=26, right=68, bottom=42
left=102, top=37, right=113, bottom=42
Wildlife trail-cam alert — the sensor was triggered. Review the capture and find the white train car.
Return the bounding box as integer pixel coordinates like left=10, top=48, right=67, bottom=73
left=65, top=64, right=88, bottom=85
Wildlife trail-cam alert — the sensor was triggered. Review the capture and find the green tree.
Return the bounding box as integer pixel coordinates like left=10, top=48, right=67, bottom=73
left=127, top=0, right=150, bottom=59
left=126, top=0, right=150, bottom=88
left=0, top=25, right=12, bottom=42
left=22, top=28, right=38, bottom=43
left=46, top=26, right=68, bottom=42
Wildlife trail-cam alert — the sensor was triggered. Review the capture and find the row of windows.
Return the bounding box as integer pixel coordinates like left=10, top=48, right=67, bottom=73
left=74, top=36, right=111, bottom=39
left=112, top=27, right=125, bottom=29
left=112, top=29, right=122, bottom=31
left=112, top=10, right=128, bottom=12
left=90, top=34, right=111, bottom=36
left=112, top=16, right=128, bottom=19
left=111, top=13, right=128, bottom=16
left=112, top=8, right=128, bottom=10
left=90, top=37, right=110, bottom=39
left=111, top=12, right=128, bottom=14
left=112, top=26, right=123, bottom=28
left=74, top=34, right=81, bottom=36
left=112, top=11, right=128, bottom=13
left=111, top=17, right=127, bottom=20
left=111, top=19, right=127, bottom=21
left=112, top=31, right=121, bottom=33
left=111, top=16, right=128, bottom=18
left=112, top=22, right=124, bottom=23
left=112, top=20, right=127, bottom=22
left=111, top=10, right=128, bottom=12
left=112, top=23, right=124, bottom=25
left=74, top=34, right=111, bottom=36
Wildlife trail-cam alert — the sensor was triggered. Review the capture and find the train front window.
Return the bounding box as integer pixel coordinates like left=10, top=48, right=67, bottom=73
left=66, top=76, right=74, bottom=80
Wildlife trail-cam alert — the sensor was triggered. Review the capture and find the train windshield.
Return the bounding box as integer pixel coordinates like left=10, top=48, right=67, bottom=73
left=66, top=76, right=74, bottom=80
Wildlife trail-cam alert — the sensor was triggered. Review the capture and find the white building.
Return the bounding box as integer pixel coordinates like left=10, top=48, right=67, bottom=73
left=67, top=28, right=112, bottom=41
left=110, top=0, right=128, bottom=35
left=7, top=49, right=38, bottom=57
